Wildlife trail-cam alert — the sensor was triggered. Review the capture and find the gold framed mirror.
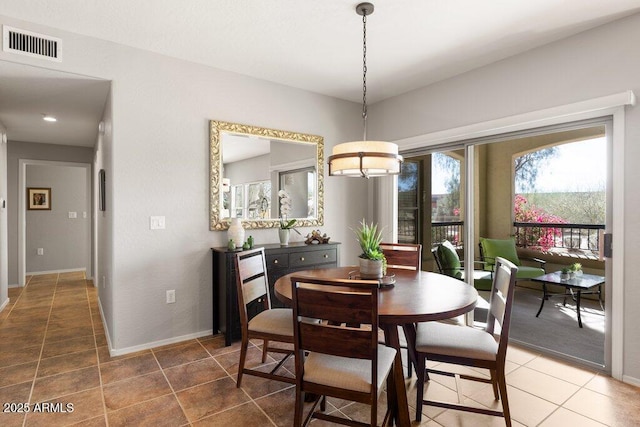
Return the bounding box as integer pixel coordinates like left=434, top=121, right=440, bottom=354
left=210, top=120, right=324, bottom=230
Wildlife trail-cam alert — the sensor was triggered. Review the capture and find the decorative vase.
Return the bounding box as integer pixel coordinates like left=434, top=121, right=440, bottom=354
left=560, top=273, right=570, bottom=280
left=569, top=272, right=576, bottom=279
left=279, top=229, right=290, bottom=246
left=227, top=218, right=245, bottom=249
left=359, top=258, right=383, bottom=279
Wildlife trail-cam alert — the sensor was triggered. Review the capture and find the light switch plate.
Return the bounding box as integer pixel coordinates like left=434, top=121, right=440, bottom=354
left=68, top=211, right=77, bottom=219
left=150, top=216, right=166, bottom=230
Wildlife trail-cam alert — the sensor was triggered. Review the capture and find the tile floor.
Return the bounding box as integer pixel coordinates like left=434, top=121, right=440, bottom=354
left=1, top=272, right=639, bottom=426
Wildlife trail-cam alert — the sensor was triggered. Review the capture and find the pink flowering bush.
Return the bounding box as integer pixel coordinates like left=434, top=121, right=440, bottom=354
left=514, top=195, right=566, bottom=251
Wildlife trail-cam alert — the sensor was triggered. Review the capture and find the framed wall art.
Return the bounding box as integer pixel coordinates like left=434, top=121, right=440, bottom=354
left=27, top=187, right=51, bottom=210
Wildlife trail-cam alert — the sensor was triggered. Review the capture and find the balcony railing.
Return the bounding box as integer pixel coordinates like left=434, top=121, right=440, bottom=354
left=513, top=222, right=604, bottom=257
left=432, top=221, right=464, bottom=248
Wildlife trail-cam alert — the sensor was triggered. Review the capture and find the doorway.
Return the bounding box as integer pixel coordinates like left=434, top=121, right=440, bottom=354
left=384, top=92, right=631, bottom=379
left=18, top=159, right=93, bottom=283
left=399, top=120, right=610, bottom=371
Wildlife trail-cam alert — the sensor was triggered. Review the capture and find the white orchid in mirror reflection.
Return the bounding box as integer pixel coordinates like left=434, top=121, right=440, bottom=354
left=278, top=189, right=301, bottom=234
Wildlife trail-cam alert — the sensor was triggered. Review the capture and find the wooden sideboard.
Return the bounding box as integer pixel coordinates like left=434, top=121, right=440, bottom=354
left=211, top=242, right=341, bottom=345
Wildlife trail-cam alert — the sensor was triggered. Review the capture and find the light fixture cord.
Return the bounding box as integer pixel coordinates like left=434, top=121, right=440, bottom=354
left=362, top=10, right=368, bottom=141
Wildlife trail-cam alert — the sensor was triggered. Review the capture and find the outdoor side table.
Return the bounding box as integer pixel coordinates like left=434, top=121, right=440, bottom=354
left=531, top=271, right=604, bottom=328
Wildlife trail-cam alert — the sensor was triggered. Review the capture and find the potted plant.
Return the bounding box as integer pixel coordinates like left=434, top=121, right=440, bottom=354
left=354, top=219, right=386, bottom=279
left=560, top=267, right=570, bottom=280
left=571, top=262, right=583, bottom=277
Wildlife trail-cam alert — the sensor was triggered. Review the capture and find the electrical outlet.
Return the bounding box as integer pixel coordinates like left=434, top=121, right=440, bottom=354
left=37, top=248, right=44, bottom=255
left=102, top=276, right=106, bottom=289
left=166, top=290, right=176, bottom=304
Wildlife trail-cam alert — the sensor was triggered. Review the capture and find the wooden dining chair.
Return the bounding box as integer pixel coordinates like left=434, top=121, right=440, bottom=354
left=234, top=247, right=295, bottom=387
left=380, top=242, right=422, bottom=271
left=413, top=257, right=518, bottom=426
left=380, top=242, right=422, bottom=377
left=290, top=275, right=397, bottom=427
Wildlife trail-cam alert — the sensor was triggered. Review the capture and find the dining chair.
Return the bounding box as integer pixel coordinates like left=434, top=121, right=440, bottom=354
left=413, top=257, right=518, bottom=426
left=380, top=242, right=422, bottom=378
left=234, top=247, right=295, bottom=387
left=290, top=275, right=397, bottom=427
left=380, top=242, right=422, bottom=271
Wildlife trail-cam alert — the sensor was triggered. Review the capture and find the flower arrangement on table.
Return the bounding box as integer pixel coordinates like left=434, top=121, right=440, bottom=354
left=278, top=190, right=301, bottom=234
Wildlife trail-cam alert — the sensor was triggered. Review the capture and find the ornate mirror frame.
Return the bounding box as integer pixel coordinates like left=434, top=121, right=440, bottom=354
left=209, top=120, right=324, bottom=230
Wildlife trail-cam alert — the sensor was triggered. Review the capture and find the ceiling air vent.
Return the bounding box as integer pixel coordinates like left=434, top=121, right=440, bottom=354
left=2, top=25, right=62, bottom=62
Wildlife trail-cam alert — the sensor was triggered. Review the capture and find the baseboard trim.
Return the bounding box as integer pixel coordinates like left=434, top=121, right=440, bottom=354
left=95, top=295, right=215, bottom=358
left=96, top=298, right=113, bottom=355
left=8, top=283, right=21, bottom=288
left=27, top=268, right=87, bottom=275
left=0, top=297, right=9, bottom=313
left=622, top=375, right=640, bottom=387
left=109, top=329, right=215, bottom=357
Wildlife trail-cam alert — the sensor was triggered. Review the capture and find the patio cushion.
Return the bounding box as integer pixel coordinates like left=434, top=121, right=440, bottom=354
left=514, top=265, right=545, bottom=279
left=471, top=274, right=493, bottom=291
left=436, top=240, right=462, bottom=279
left=480, top=238, right=521, bottom=267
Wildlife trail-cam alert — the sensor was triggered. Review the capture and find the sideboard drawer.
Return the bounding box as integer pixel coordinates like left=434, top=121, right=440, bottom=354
left=289, top=247, right=337, bottom=267
left=266, top=253, right=289, bottom=269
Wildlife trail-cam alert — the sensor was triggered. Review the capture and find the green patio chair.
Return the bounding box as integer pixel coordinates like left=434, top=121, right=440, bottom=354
left=478, top=237, right=546, bottom=290
left=432, top=240, right=493, bottom=290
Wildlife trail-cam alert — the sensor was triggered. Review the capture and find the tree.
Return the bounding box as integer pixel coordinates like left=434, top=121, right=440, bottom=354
left=514, top=147, right=559, bottom=192
left=433, top=153, right=460, bottom=221
left=398, top=161, right=418, bottom=192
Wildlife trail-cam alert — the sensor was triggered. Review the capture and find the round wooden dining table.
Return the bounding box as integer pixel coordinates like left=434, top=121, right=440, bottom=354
left=274, top=266, right=479, bottom=427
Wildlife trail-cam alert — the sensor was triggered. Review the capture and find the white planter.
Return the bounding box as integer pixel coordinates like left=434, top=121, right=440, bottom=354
left=227, top=218, right=245, bottom=249
left=560, top=273, right=570, bottom=280
left=279, top=229, right=290, bottom=246
left=359, top=258, right=383, bottom=279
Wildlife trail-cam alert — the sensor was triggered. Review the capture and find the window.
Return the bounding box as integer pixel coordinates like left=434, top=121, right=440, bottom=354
left=513, top=137, right=605, bottom=257
left=398, top=160, right=419, bottom=244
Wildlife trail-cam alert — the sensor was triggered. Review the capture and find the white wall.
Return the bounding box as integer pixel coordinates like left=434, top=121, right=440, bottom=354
left=95, top=89, right=115, bottom=348
left=0, top=14, right=368, bottom=352
left=25, top=164, right=91, bottom=275
left=369, top=13, right=640, bottom=382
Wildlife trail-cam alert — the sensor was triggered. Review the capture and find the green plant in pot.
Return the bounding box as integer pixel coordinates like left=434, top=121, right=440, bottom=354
left=354, top=219, right=386, bottom=279
left=570, top=262, right=583, bottom=276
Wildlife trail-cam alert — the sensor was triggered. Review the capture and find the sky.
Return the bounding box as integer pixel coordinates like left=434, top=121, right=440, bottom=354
left=431, top=137, right=607, bottom=194
left=527, top=137, right=606, bottom=193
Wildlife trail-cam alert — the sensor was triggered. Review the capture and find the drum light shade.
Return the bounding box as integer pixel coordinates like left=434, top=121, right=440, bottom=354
left=328, top=141, right=403, bottom=178
left=328, top=3, right=403, bottom=179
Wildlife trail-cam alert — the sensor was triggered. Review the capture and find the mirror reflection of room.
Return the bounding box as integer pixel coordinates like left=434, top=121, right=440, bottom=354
left=221, top=133, right=317, bottom=220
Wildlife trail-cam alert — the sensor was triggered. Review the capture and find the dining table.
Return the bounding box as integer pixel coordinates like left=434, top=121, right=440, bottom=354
left=274, top=266, right=479, bottom=427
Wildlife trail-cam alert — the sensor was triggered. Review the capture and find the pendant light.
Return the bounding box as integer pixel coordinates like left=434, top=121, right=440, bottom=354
left=328, top=2, right=403, bottom=178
